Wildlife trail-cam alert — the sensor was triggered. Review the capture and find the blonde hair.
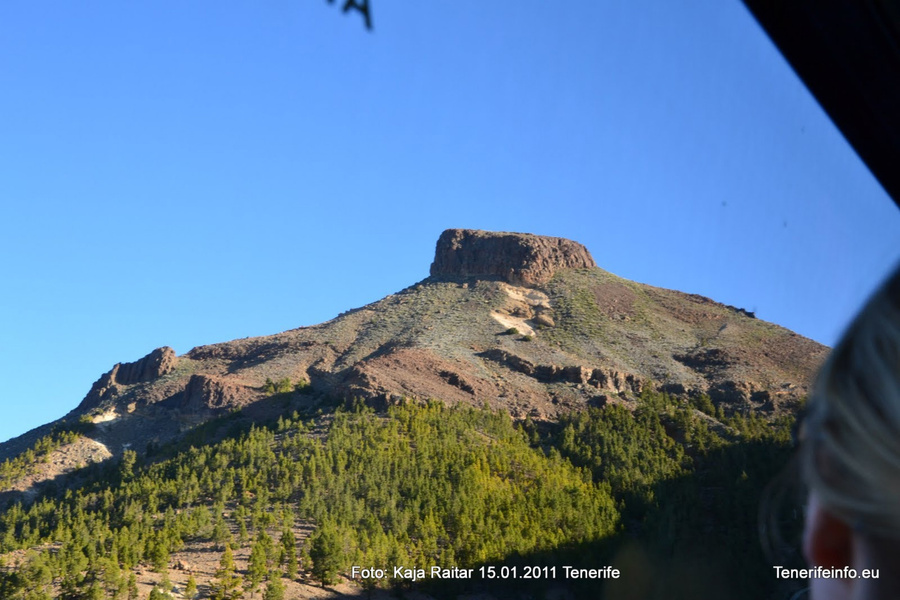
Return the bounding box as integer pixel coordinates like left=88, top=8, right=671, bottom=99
left=801, top=264, right=900, bottom=538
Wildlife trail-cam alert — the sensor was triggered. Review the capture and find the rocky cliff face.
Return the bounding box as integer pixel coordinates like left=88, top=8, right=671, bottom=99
left=115, top=347, right=178, bottom=385
left=180, top=374, right=255, bottom=412
left=78, top=347, right=178, bottom=410
left=430, top=229, right=597, bottom=286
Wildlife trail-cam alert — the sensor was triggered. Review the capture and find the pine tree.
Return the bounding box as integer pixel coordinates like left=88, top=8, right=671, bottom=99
left=263, top=574, right=285, bottom=600
left=119, top=449, right=137, bottom=482
left=211, top=544, right=243, bottom=600
left=127, top=573, right=139, bottom=600
left=184, top=574, right=198, bottom=599
left=247, top=535, right=268, bottom=596
left=308, top=523, right=342, bottom=587
left=86, top=582, right=105, bottom=600
left=148, top=587, right=173, bottom=600
left=149, top=538, right=170, bottom=574
left=212, top=514, right=231, bottom=550
left=279, top=529, right=298, bottom=580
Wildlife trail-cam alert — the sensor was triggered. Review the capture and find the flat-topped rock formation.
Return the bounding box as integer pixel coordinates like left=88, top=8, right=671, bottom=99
left=430, top=229, right=597, bottom=286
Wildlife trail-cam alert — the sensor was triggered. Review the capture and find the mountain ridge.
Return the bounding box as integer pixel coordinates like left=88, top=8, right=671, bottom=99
left=0, top=229, right=826, bottom=485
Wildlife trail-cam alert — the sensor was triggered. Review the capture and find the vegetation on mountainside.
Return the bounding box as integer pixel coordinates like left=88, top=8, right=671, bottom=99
left=545, top=390, right=800, bottom=597
left=262, top=378, right=309, bottom=396
left=0, top=427, right=88, bottom=491
left=0, top=392, right=800, bottom=599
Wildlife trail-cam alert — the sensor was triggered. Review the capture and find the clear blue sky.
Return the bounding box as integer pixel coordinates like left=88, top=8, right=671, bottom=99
left=1, top=1, right=898, bottom=445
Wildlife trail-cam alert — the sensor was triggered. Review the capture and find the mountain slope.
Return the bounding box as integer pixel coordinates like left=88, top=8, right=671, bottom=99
left=0, top=229, right=819, bottom=600
left=1, top=229, right=825, bottom=483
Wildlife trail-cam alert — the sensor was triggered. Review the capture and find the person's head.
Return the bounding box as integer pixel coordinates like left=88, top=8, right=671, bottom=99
left=800, top=264, right=900, bottom=600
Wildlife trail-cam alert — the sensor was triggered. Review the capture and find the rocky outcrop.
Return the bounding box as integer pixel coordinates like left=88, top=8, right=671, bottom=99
left=80, top=370, right=120, bottom=410
left=709, top=380, right=774, bottom=409
left=79, top=347, right=178, bottom=410
left=673, top=348, right=731, bottom=375
left=180, top=374, right=255, bottom=411
left=439, top=370, right=476, bottom=394
left=430, top=229, right=596, bottom=286
left=479, top=349, right=643, bottom=394
left=114, top=347, right=177, bottom=385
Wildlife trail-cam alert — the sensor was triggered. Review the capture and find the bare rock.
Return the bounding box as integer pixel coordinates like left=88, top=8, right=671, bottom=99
left=173, top=559, right=194, bottom=572
left=480, top=349, right=536, bottom=376
left=589, top=368, right=643, bottom=394
left=439, top=370, right=476, bottom=394
left=709, top=380, right=753, bottom=406
left=533, top=312, right=555, bottom=327
left=80, top=369, right=121, bottom=410
left=181, top=374, right=255, bottom=411
left=480, top=350, right=643, bottom=394
left=115, top=347, right=178, bottom=385
left=672, top=348, right=731, bottom=375
left=77, top=347, right=178, bottom=411
left=338, top=347, right=494, bottom=408
left=430, top=229, right=596, bottom=286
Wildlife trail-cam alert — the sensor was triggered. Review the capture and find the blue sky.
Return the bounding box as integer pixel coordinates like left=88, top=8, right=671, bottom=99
left=1, top=1, right=898, bottom=445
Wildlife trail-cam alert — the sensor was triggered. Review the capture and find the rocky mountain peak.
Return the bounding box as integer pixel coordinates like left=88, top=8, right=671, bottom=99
left=429, top=229, right=597, bottom=286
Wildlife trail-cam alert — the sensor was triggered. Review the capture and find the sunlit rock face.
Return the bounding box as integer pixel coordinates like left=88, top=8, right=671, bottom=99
left=430, top=229, right=596, bottom=286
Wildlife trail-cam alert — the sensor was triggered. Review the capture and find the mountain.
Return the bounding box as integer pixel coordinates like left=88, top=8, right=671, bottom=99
left=0, top=229, right=823, bottom=600
left=0, top=229, right=825, bottom=487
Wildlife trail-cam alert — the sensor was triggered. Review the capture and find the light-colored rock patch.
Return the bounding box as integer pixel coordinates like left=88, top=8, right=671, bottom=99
left=91, top=410, right=118, bottom=424
left=498, top=283, right=551, bottom=310
left=491, top=311, right=536, bottom=337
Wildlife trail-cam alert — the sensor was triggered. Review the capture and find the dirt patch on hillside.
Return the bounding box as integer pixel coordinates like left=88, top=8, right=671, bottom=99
left=592, top=281, right=639, bottom=320
left=641, top=287, right=728, bottom=326
left=341, top=346, right=501, bottom=406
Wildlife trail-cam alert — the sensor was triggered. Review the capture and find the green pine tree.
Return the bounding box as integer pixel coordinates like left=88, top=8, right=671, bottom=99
left=263, top=574, right=285, bottom=600
left=309, top=523, right=342, bottom=587
left=127, top=573, right=139, bottom=600
left=184, top=574, right=198, bottom=599
left=280, top=529, right=298, bottom=580
left=211, top=544, right=243, bottom=600
left=247, top=535, right=268, bottom=595
left=148, top=587, right=173, bottom=600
